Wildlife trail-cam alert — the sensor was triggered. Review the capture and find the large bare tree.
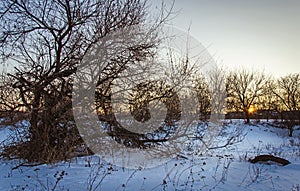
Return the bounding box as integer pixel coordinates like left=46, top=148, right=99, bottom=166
left=0, top=0, right=166, bottom=162
left=226, top=69, right=267, bottom=123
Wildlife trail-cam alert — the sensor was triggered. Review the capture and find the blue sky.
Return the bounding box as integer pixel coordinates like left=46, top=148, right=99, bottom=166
left=152, top=0, right=300, bottom=77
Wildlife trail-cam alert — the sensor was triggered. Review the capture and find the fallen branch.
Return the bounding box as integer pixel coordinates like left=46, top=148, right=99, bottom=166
left=249, top=155, right=290, bottom=166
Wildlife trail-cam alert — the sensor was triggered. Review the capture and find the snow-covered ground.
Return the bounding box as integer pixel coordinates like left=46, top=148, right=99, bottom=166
left=0, top=120, right=300, bottom=191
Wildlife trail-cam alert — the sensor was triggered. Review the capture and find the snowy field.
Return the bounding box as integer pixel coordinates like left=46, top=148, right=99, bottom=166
left=0, top=120, right=300, bottom=191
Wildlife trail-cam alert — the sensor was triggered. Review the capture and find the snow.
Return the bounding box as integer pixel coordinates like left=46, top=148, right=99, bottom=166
left=0, top=120, right=299, bottom=191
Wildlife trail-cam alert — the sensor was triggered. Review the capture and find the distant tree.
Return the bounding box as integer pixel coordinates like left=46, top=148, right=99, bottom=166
left=0, top=0, right=166, bottom=162
left=226, top=69, right=267, bottom=123
left=257, top=78, right=280, bottom=121
left=208, top=66, right=227, bottom=119
left=272, top=73, right=300, bottom=136
left=128, top=80, right=181, bottom=123
left=0, top=75, right=23, bottom=120
left=194, top=76, right=211, bottom=120
left=274, top=74, right=300, bottom=112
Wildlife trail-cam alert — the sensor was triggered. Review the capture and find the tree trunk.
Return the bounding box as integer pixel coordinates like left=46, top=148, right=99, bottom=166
left=27, top=92, right=51, bottom=162
left=29, top=92, right=41, bottom=142
left=288, top=125, right=293, bottom=137
left=245, top=111, right=250, bottom=123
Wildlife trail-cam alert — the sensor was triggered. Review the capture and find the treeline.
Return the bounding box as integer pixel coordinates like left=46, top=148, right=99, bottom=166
left=196, top=70, right=299, bottom=122
left=1, top=68, right=298, bottom=130
left=194, top=69, right=299, bottom=136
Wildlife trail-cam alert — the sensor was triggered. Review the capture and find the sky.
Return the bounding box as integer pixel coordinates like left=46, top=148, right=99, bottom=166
left=1, top=1, right=299, bottom=78
left=151, top=0, right=300, bottom=77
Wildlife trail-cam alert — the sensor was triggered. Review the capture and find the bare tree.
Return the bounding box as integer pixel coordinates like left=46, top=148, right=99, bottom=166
left=272, top=73, right=300, bottom=136
left=193, top=76, right=211, bottom=120
left=0, top=0, right=166, bottom=162
left=226, top=69, right=267, bottom=123
left=257, top=78, right=280, bottom=121
left=128, top=80, right=181, bottom=124
left=274, top=73, right=300, bottom=112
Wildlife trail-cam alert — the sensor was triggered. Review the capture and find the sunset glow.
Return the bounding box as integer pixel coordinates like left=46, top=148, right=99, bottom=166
left=248, top=106, right=256, bottom=114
